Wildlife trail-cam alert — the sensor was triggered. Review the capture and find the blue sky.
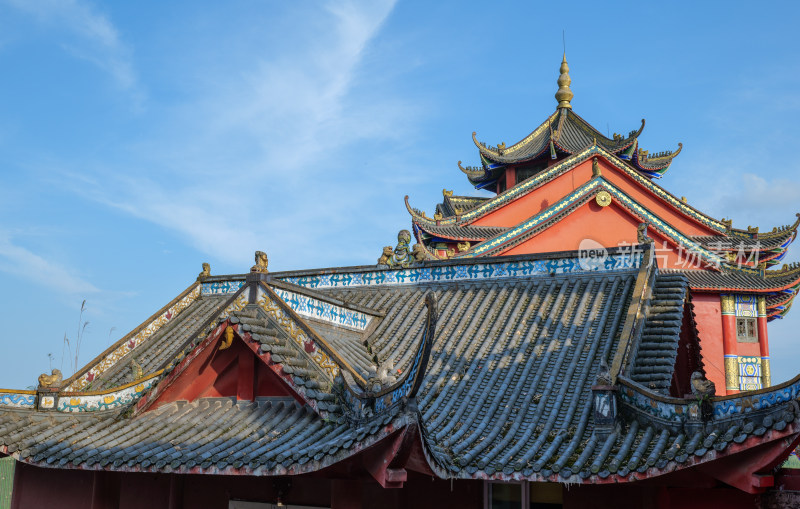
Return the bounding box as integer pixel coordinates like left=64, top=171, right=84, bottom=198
left=1, top=1, right=799, bottom=388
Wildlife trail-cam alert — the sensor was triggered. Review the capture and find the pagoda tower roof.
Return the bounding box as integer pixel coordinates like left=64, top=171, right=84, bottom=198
left=461, top=55, right=682, bottom=187
left=434, top=192, right=490, bottom=218
left=412, top=146, right=729, bottom=232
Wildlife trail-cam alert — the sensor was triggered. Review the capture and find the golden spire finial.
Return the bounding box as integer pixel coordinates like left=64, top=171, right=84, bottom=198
left=555, top=53, right=573, bottom=109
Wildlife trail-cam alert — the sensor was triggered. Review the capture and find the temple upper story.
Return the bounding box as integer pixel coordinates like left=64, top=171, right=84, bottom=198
left=397, top=55, right=800, bottom=396
left=461, top=54, right=682, bottom=194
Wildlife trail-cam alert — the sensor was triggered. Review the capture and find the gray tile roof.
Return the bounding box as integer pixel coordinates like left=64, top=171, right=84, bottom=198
left=2, top=253, right=799, bottom=484
left=91, top=295, right=231, bottom=389
left=0, top=397, right=400, bottom=474
left=472, top=110, right=639, bottom=167
left=415, top=222, right=509, bottom=241
left=436, top=195, right=490, bottom=218
left=664, top=265, right=800, bottom=292
left=629, top=275, right=693, bottom=393
left=692, top=233, right=795, bottom=251
left=469, top=109, right=679, bottom=185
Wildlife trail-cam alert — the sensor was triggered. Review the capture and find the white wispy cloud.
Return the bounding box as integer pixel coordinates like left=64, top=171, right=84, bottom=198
left=60, top=0, right=409, bottom=269
left=721, top=173, right=800, bottom=215
left=2, top=0, right=141, bottom=100
left=0, top=233, right=100, bottom=296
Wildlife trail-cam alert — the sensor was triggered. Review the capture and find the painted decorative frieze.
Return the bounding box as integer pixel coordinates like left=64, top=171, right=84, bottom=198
left=272, top=288, right=370, bottom=331
left=65, top=285, right=202, bottom=392
left=713, top=377, right=800, bottom=417
left=257, top=287, right=340, bottom=379
left=620, top=375, right=800, bottom=423
left=283, top=252, right=643, bottom=291
left=201, top=280, right=244, bottom=296
left=218, top=290, right=249, bottom=320
left=738, top=356, right=762, bottom=391
left=735, top=295, right=758, bottom=317
left=57, top=375, right=159, bottom=413
left=0, top=391, right=35, bottom=409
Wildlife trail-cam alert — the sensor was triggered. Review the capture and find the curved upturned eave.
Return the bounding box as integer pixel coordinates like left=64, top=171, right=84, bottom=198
left=405, top=196, right=448, bottom=227
left=473, top=109, right=646, bottom=166
left=565, top=110, right=644, bottom=154
left=437, top=147, right=732, bottom=235
left=410, top=225, right=448, bottom=260
left=457, top=160, right=487, bottom=182
left=684, top=265, right=800, bottom=294
left=471, top=112, right=558, bottom=162
left=413, top=222, right=492, bottom=243
left=730, top=213, right=800, bottom=241
left=631, top=143, right=683, bottom=177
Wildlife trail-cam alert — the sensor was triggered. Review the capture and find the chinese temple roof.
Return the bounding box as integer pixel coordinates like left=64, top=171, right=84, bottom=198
left=434, top=194, right=489, bottom=218
left=61, top=291, right=232, bottom=392
left=408, top=144, right=800, bottom=313
left=414, top=146, right=729, bottom=233
left=1, top=248, right=799, bottom=488
left=663, top=262, right=800, bottom=320
left=460, top=56, right=682, bottom=187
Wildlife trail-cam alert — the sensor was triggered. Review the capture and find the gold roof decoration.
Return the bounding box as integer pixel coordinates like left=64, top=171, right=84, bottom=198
left=555, top=53, right=573, bottom=109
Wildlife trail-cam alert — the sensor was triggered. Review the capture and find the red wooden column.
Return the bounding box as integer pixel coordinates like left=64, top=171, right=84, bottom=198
left=758, top=296, right=771, bottom=387
left=720, top=294, right=739, bottom=394
left=504, top=167, right=516, bottom=190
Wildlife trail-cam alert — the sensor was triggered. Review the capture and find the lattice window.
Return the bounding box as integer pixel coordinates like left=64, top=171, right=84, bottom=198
left=736, top=317, right=758, bottom=343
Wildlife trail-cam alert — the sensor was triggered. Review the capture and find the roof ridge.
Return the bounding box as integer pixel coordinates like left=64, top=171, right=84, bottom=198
left=414, top=147, right=728, bottom=234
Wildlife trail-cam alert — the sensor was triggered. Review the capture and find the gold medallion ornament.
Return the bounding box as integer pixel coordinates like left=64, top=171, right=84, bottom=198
left=595, top=191, right=612, bottom=207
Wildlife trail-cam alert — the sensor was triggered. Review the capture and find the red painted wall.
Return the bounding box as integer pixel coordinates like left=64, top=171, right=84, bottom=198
left=11, top=463, right=95, bottom=509
left=471, top=158, right=718, bottom=237
left=499, top=200, right=705, bottom=271
left=11, top=461, right=771, bottom=509
left=737, top=340, right=763, bottom=358
left=148, top=334, right=297, bottom=410
left=692, top=293, right=726, bottom=395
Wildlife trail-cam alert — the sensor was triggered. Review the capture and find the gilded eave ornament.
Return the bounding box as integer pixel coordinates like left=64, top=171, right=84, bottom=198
left=219, top=325, right=235, bottom=351
left=130, top=358, right=143, bottom=381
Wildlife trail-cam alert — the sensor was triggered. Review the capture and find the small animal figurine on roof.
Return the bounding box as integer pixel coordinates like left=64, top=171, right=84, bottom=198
left=197, top=262, right=211, bottom=280
left=37, top=369, right=62, bottom=388
left=251, top=251, right=269, bottom=273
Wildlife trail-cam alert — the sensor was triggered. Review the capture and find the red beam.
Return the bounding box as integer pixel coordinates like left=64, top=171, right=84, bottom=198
left=697, top=431, right=800, bottom=494
left=362, top=430, right=407, bottom=488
